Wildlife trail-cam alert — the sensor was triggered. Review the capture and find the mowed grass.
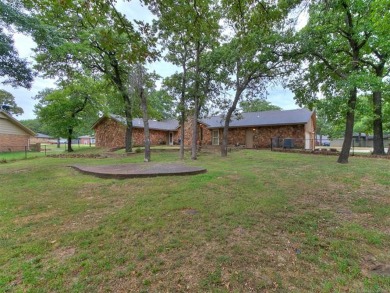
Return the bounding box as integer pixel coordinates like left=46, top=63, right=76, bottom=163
left=0, top=144, right=97, bottom=161
left=0, top=149, right=389, bottom=292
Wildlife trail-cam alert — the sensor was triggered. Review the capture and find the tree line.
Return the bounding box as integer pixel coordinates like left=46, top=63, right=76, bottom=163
left=1, top=0, right=389, bottom=163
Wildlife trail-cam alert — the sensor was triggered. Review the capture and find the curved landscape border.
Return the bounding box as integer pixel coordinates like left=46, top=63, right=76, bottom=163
left=71, top=163, right=207, bottom=179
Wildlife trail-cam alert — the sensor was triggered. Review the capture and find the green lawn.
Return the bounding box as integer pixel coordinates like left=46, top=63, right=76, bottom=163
left=0, top=144, right=97, bottom=161
left=0, top=149, right=389, bottom=292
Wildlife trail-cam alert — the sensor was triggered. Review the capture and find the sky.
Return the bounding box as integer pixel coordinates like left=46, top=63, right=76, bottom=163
left=3, top=0, right=300, bottom=120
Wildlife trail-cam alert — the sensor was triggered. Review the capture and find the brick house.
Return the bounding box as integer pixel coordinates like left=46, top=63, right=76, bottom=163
left=0, top=110, right=36, bottom=152
left=93, top=109, right=316, bottom=150
left=200, top=109, right=316, bottom=150
left=93, top=115, right=180, bottom=148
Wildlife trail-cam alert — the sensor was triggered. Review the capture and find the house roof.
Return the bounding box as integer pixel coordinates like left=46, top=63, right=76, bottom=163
left=36, top=133, right=52, bottom=138
left=132, top=118, right=179, bottom=131
left=200, top=108, right=314, bottom=129
left=93, top=114, right=179, bottom=131
left=0, top=110, right=36, bottom=136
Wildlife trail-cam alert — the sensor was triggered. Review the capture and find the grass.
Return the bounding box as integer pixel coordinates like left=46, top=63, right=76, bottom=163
left=0, top=148, right=389, bottom=292
left=0, top=144, right=97, bottom=162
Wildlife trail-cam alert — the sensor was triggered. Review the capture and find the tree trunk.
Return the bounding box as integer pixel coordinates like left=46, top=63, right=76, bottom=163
left=140, top=87, right=151, bottom=162
left=372, top=90, right=385, bottom=155
left=179, top=52, right=188, bottom=160
left=180, top=114, right=185, bottom=160
left=221, top=87, right=244, bottom=157
left=337, top=87, right=357, bottom=163
left=123, top=93, right=133, bottom=153
left=67, top=127, right=73, bottom=152
left=191, top=41, right=201, bottom=160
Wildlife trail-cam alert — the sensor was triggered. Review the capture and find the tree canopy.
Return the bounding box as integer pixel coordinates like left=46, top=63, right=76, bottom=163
left=0, top=1, right=36, bottom=88
left=0, top=89, right=24, bottom=115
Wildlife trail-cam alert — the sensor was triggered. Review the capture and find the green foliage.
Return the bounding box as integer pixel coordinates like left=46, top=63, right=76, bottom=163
left=239, top=98, right=282, bottom=113
left=19, top=118, right=45, bottom=133
left=147, top=89, right=175, bottom=120
left=0, top=1, right=34, bottom=88
left=0, top=89, right=24, bottom=115
left=34, top=77, right=104, bottom=139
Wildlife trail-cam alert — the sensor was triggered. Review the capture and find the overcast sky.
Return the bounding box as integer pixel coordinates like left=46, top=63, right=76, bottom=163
left=3, top=0, right=299, bottom=120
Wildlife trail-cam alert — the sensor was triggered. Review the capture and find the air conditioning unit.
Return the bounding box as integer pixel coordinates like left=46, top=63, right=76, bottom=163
left=283, top=138, right=294, bottom=149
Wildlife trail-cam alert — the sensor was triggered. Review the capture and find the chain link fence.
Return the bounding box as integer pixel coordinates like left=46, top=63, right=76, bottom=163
left=0, top=143, right=95, bottom=161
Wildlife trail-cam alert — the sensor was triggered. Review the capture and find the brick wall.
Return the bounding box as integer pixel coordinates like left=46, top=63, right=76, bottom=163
left=95, top=118, right=126, bottom=148
left=94, top=117, right=180, bottom=148
left=201, top=125, right=306, bottom=148
left=132, top=128, right=179, bottom=146
left=253, top=125, right=305, bottom=148
left=94, top=116, right=307, bottom=149
left=178, top=119, right=210, bottom=146
left=0, top=134, right=30, bottom=152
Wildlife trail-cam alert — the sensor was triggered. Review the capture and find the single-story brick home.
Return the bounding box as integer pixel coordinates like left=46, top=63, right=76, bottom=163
left=93, top=109, right=316, bottom=150
left=78, top=135, right=96, bottom=145
left=0, top=110, right=36, bottom=152
left=30, top=133, right=53, bottom=144
left=200, top=109, right=316, bottom=149
left=93, top=115, right=180, bottom=148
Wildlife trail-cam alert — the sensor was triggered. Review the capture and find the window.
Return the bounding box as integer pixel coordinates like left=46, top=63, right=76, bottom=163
left=212, top=130, right=219, bottom=145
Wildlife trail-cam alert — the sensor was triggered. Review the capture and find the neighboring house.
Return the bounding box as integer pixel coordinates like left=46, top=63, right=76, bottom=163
left=79, top=135, right=95, bottom=145
left=0, top=110, right=35, bottom=152
left=93, top=109, right=316, bottom=150
left=30, top=133, right=53, bottom=144
left=330, top=133, right=368, bottom=147
left=316, top=134, right=330, bottom=146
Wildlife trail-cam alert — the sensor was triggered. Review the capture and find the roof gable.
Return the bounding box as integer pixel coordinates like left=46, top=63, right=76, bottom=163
left=0, top=110, right=36, bottom=136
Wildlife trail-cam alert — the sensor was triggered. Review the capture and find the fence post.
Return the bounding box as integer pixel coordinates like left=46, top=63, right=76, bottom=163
left=270, top=138, right=273, bottom=151
left=45, top=145, right=47, bottom=156
left=25, top=146, right=27, bottom=159
left=352, top=139, right=355, bottom=156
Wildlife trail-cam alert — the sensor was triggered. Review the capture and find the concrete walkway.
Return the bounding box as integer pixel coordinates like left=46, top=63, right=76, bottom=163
left=71, top=163, right=207, bottom=179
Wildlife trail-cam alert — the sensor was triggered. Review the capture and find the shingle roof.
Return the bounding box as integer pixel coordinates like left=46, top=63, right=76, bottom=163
left=36, top=133, right=52, bottom=138
left=200, top=109, right=314, bottom=129
left=108, top=114, right=179, bottom=131
left=132, top=118, right=179, bottom=131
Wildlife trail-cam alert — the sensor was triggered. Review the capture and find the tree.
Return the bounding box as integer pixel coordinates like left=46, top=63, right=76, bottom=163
left=29, top=0, right=155, bottom=153
left=0, top=1, right=35, bottom=88
left=354, top=0, right=390, bottom=155
left=147, top=89, right=175, bottom=120
left=290, top=0, right=371, bottom=163
left=215, top=0, right=295, bottom=157
left=145, top=0, right=221, bottom=160
left=240, top=98, right=282, bottom=113
left=0, top=89, right=23, bottom=115
left=34, top=78, right=103, bottom=152
left=19, top=118, right=45, bottom=133
left=129, top=64, right=156, bottom=162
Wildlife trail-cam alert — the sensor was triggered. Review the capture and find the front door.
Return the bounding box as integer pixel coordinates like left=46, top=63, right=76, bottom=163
left=169, top=132, right=173, bottom=145
left=246, top=129, right=253, bottom=148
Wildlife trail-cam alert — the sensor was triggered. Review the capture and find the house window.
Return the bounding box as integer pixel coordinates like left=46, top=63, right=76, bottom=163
left=212, top=130, right=219, bottom=145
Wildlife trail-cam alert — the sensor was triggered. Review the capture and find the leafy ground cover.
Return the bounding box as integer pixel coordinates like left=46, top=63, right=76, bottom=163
left=0, top=149, right=389, bottom=292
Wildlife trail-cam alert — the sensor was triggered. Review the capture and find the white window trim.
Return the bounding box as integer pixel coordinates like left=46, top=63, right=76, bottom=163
left=212, top=130, right=219, bottom=145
